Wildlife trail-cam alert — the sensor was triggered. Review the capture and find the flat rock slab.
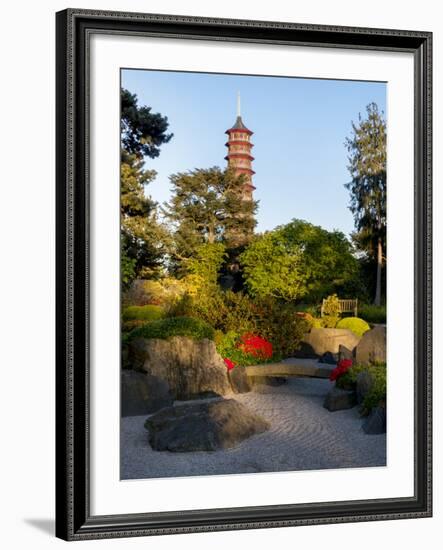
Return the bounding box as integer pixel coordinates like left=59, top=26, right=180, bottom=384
left=145, top=399, right=270, bottom=452
left=245, top=359, right=334, bottom=379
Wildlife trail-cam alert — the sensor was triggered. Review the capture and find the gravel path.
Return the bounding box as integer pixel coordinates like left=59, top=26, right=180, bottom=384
left=121, top=378, right=386, bottom=480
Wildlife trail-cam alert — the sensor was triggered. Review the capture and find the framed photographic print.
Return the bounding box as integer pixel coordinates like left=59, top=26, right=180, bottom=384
left=55, top=9, right=432, bottom=541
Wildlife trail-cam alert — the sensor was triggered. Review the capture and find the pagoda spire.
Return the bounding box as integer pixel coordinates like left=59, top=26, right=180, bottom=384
left=237, top=91, right=241, bottom=117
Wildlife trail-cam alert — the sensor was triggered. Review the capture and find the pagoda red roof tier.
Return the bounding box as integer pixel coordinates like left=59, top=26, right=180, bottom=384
left=232, top=168, right=256, bottom=176
left=225, top=153, right=255, bottom=161
left=225, top=140, right=254, bottom=147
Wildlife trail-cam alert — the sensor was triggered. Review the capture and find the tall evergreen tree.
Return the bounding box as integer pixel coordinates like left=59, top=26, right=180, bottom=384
left=162, top=167, right=258, bottom=269
left=120, top=88, right=173, bottom=283
left=345, top=102, right=386, bottom=306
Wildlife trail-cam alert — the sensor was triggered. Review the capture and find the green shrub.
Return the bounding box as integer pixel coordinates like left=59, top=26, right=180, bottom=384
left=176, top=288, right=258, bottom=335
left=359, top=304, right=386, bottom=324
left=311, top=317, right=324, bottom=329
left=336, top=363, right=386, bottom=415
left=254, top=298, right=310, bottom=358
left=165, top=292, right=195, bottom=318
left=321, top=315, right=340, bottom=328
left=322, top=294, right=341, bottom=317
left=127, top=316, right=215, bottom=341
left=296, top=312, right=323, bottom=330
left=336, top=364, right=366, bottom=390
left=122, top=304, right=164, bottom=322
left=165, top=291, right=308, bottom=357
left=214, top=330, right=238, bottom=359
left=336, top=316, right=371, bottom=337
left=221, top=291, right=259, bottom=334
left=362, top=364, right=387, bottom=414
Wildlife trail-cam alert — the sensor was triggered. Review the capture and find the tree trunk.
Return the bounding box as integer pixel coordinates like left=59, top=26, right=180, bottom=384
left=374, top=237, right=382, bottom=306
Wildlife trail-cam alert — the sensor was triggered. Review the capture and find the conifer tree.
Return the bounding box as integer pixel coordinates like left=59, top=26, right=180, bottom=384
left=163, top=167, right=258, bottom=269
left=120, top=88, right=173, bottom=283
left=345, top=102, right=386, bottom=306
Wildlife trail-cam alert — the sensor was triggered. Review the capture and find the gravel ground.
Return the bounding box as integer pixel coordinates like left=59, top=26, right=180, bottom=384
left=120, top=378, right=386, bottom=480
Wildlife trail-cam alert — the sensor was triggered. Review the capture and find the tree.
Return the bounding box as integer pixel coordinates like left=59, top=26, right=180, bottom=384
left=345, top=102, right=386, bottom=305
left=240, top=219, right=359, bottom=303
left=186, top=242, right=227, bottom=288
left=120, top=88, right=173, bottom=283
left=163, top=167, right=258, bottom=267
left=120, top=153, right=169, bottom=279
left=278, top=219, right=359, bottom=302
left=240, top=231, right=305, bottom=301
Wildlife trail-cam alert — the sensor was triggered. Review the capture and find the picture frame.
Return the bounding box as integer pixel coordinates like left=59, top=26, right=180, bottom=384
left=55, top=8, right=432, bottom=541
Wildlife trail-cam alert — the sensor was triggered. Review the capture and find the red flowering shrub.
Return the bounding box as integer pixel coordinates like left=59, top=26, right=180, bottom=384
left=223, top=358, right=236, bottom=371
left=218, top=332, right=273, bottom=369
left=238, top=334, right=273, bottom=361
left=329, top=358, right=353, bottom=382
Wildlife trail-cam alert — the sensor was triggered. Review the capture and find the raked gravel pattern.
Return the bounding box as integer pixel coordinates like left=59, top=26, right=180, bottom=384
left=120, top=377, right=386, bottom=480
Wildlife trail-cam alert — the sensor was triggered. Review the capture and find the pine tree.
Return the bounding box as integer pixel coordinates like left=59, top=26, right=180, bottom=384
left=345, top=102, right=386, bottom=306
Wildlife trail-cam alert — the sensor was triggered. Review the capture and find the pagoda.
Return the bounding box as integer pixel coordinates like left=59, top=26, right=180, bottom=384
left=225, top=93, right=255, bottom=201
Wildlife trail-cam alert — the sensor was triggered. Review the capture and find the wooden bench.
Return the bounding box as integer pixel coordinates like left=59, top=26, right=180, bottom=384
left=321, top=298, right=358, bottom=317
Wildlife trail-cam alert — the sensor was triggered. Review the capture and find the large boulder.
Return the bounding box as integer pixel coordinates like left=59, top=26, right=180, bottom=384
left=301, top=328, right=360, bottom=357
left=145, top=399, right=270, bottom=452
left=323, top=386, right=357, bottom=411
left=355, top=326, right=386, bottom=365
left=362, top=406, right=386, bottom=434
left=121, top=370, right=173, bottom=417
left=128, top=336, right=232, bottom=400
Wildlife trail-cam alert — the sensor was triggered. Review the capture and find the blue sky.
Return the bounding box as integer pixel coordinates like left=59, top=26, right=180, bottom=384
left=121, top=69, right=386, bottom=237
